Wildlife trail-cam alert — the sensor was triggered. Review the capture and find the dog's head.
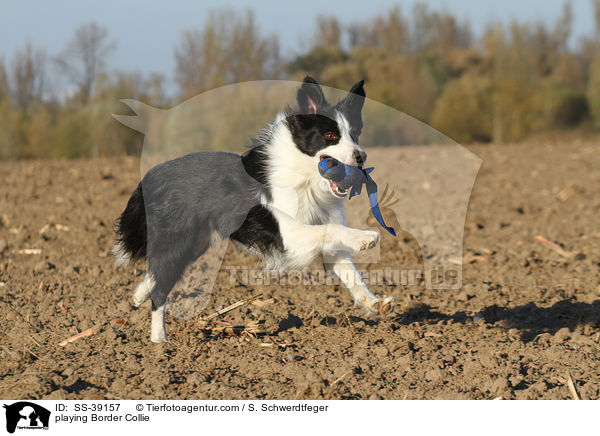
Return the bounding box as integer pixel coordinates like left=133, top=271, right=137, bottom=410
left=285, top=76, right=367, bottom=198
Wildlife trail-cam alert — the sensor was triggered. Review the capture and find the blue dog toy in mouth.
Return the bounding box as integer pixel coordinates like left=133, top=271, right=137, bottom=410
left=318, top=157, right=396, bottom=236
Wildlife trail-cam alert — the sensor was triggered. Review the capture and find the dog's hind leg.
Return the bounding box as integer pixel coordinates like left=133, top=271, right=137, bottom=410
left=148, top=273, right=181, bottom=343
left=324, top=251, right=396, bottom=316
left=150, top=299, right=168, bottom=343
left=132, top=273, right=154, bottom=307
left=148, top=262, right=190, bottom=343
left=147, top=227, right=213, bottom=343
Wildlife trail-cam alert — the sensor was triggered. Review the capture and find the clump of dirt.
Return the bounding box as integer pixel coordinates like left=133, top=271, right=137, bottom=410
left=0, top=142, right=599, bottom=400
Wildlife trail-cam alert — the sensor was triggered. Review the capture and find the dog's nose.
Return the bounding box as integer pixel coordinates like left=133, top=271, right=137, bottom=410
left=353, top=150, right=367, bottom=165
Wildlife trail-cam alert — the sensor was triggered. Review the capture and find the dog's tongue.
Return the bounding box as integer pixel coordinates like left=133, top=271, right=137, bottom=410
left=317, top=158, right=396, bottom=236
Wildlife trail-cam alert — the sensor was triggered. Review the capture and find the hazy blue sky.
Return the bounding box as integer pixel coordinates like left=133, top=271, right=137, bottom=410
left=0, top=0, right=596, bottom=93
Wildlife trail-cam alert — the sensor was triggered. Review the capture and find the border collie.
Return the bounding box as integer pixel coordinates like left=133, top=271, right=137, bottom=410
left=114, top=76, right=396, bottom=342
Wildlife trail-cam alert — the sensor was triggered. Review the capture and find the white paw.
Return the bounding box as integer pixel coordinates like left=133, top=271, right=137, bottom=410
left=151, top=307, right=168, bottom=342
left=346, top=230, right=380, bottom=255
left=133, top=275, right=153, bottom=307
left=150, top=329, right=168, bottom=343
left=361, top=295, right=397, bottom=317
left=132, top=291, right=150, bottom=307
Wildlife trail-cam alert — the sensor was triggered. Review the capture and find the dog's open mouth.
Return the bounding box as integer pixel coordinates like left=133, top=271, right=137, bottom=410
left=320, top=155, right=349, bottom=198
left=328, top=180, right=348, bottom=197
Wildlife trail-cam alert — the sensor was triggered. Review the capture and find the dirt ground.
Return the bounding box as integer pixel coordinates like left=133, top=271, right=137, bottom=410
left=1, top=141, right=599, bottom=400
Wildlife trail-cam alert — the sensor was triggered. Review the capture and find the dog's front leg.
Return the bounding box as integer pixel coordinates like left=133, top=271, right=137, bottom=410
left=324, top=251, right=396, bottom=316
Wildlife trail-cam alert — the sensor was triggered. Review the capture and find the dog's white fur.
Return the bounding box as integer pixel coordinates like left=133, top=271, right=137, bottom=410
left=133, top=273, right=154, bottom=307
left=112, top=241, right=131, bottom=267
left=262, top=110, right=395, bottom=316
left=150, top=303, right=168, bottom=343
left=135, top=109, right=395, bottom=343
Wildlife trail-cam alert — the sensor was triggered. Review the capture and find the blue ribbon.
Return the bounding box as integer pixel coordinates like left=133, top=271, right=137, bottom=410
left=318, top=158, right=396, bottom=236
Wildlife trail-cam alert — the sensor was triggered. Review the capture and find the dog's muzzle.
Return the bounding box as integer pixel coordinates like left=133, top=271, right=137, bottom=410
left=353, top=150, right=367, bottom=166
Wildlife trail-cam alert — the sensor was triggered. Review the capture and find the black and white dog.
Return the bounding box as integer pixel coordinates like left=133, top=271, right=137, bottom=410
left=114, top=76, right=395, bottom=342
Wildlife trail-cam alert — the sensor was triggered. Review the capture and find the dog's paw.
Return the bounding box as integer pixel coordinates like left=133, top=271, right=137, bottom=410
left=346, top=229, right=380, bottom=254
left=362, top=295, right=397, bottom=317
left=132, top=291, right=149, bottom=307
left=132, top=275, right=153, bottom=307
left=151, top=313, right=168, bottom=343
left=150, top=330, right=168, bottom=343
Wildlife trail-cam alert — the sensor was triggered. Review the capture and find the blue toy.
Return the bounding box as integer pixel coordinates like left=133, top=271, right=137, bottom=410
left=318, top=158, right=396, bottom=236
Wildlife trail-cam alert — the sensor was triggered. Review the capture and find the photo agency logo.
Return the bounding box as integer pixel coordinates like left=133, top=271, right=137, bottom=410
left=2, top=402, right=50, bottom=434
left=113, top=79, right=481, bottom=321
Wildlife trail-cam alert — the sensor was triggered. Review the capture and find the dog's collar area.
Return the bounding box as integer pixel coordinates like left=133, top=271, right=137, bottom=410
left=317, top=157, right=396, bottom=236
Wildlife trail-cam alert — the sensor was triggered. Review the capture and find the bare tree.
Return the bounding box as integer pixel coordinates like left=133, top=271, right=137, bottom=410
left=11, top=42, right=46, bottom=116
left=56, top=22, right=115, bottom=103
left=227, top=10, right=279, bottom=83
left=0, top=58, right=9, bottom=101
left=594, top=0, right=600, bottom=41
left=554, top=0, right=573, bottom=53
left=348, top=7, right=409, bottom=55
left=314, top=15, right=342, bottom=48
left=145, top=73, right=166, bottom=106
left=175, top=8, right=279, bottom=97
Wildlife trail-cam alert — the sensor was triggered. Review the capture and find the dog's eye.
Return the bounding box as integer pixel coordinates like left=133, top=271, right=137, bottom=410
left=324, top=132, right=338, bottom=141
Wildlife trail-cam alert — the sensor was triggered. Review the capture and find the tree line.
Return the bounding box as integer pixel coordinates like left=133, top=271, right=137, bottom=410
left=1, top=3, right=600, bottom=159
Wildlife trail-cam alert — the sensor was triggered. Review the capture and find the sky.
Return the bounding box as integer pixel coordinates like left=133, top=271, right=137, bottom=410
left=0, top=0, right=596, bottom=94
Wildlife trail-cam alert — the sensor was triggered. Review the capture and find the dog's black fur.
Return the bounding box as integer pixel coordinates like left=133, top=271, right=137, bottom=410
left=114, top=76, right=380, bottom=342
left=115, top=151, right=279, bottom=312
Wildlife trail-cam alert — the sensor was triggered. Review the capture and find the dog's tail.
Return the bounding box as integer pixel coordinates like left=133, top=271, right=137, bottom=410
left=113, top=182, right=147, bottom=266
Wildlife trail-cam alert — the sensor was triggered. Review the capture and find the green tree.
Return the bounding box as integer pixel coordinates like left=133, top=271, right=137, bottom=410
left=431, top=74, right=492, bottom=143
left=0, top=99, right=22, bottom=159
left=586, top=0, right=600, bottom=126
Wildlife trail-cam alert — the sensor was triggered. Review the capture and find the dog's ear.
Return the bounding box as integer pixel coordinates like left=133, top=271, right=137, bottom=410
left=337, top=80, right=366, bottom=134
left=339, top=80, right=365, bottom=116
left=336, top=80, right=366, bottom=137
left=350, top=80, right=365, bottom=99
left=297, top=76, right=325, bottom=115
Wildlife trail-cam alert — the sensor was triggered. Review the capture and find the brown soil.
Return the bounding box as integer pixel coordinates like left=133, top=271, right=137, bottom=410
left=1, top=141, right=599, bottom=400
